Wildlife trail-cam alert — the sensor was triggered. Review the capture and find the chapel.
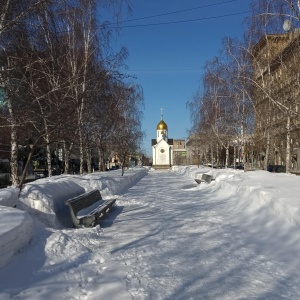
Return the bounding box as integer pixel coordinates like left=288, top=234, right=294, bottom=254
left=151, top=113, right=173, bottom=169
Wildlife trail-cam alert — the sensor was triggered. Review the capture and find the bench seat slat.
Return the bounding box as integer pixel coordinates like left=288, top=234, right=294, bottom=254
left=78, top=199, right=116, bottom=218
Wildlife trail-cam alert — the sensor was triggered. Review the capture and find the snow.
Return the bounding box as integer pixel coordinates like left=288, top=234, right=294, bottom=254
left=1, top=166, right=300, bottom=299
left=0, top=186, right=19, bottom=207
left=0, top=206, right=33, bottom=269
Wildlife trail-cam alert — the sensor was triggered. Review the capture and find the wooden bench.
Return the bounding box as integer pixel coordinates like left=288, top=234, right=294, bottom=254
left=65, top=189, right=116, bottom=228
left=33, top=169, right=46, bottom=178
left=195, top=174, right=214, bottom=184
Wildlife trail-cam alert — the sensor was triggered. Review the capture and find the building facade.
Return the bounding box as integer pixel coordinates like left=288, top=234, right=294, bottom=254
left=172, top=139, right=187, bottom=165
left=252, top=29, right=300, bottom=172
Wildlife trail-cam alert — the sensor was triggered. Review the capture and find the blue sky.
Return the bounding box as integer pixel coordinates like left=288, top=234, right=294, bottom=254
left=110, top=0, right=252, bottom=156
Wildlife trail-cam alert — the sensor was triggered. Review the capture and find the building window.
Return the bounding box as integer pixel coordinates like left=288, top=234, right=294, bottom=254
left=160, top=149, right=165, bottom=153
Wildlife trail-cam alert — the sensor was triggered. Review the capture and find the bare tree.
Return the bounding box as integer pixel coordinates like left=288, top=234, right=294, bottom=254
left=1, top=0, right=146, bottom=190
left=111, top=83, right=144, bottom=175
left=0, top=0, right=48, bottom=36
left=247, top=0, right=300, bottom=172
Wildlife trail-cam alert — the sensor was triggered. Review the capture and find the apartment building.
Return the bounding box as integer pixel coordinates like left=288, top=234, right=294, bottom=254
left=252, top=29, right=300, bottom=172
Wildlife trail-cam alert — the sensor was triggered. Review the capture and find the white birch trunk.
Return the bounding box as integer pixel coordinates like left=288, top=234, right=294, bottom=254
left=225, top=145, right=229, bottom=168
left=86, top=146, right=92, bottom=173
left=45, top=134, right=52, bottom=176
left=78, top=1, right=93, bottom=175
left=98, top=147, right=102, bottom=171
left=286, top=113, right=291, bottom=173
left=63, top=141, right=70, bottom=174
left=241, top=92, right=245, bottom=166
left=233, top=145, right=236, bottom=169
left=4, top=71, right=19, bottom=185
left=7, top=97, right=19, bottom=185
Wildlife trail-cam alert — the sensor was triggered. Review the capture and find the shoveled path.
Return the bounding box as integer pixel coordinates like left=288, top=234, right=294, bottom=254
left=101, top=170, right=298, bottom=299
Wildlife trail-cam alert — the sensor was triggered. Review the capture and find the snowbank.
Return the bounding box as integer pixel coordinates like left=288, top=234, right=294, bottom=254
left=18, top=177, right=86, bottom=228
left=0, top=206, right=33, bottom=269
left=18, top=168, right=148, bottom=228
left=173, top=165, right=300, bottom=226
left=0, top=187, right=19, bottom=207
left=0, top=168, right=148, bottom=272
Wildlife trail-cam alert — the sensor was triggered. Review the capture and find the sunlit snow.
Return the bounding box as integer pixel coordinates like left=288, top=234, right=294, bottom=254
left=0, top=166, right=300, bottom=299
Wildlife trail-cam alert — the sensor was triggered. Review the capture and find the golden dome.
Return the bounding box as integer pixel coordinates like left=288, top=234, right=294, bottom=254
left=156, top=119, right=168, bottom=130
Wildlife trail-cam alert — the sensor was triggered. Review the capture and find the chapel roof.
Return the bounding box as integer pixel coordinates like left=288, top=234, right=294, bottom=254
left=156, top=119, right=168, bottom=130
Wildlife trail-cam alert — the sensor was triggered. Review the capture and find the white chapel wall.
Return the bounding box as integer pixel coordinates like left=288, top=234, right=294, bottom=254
left=156, top=147, right=167, bottom=164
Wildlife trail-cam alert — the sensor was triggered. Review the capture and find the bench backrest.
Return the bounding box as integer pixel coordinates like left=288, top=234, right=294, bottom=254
left=65, top=190, right=103, bottom=214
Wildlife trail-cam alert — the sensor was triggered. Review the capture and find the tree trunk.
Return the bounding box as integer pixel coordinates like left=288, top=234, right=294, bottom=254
left=10, top=126, right=19, bottom=185
left=233, top=145, right=236, bottom=169
left=286, top=113, right=291, bottom=173
left=63, top=141, right=70, bottom=174
left=97, top=147, right=103, bottom=171
left=86, top=147, right=92, bottom=173
left=18, top=145, right=35, bottom=197
left=4, top=70, right=19, bottom=185
left=7, top=97, right=19, bottom=185
left=225, top=145, right=229, bottom=168
left=79, top=126, right=84, bottom=174
left=210, top=144, right=214, bottom=167
left=45, top=134, right=52, bottom=176
left=79, top=2, right=93, bottom=174
left=241, top=92, right=245, bottom=166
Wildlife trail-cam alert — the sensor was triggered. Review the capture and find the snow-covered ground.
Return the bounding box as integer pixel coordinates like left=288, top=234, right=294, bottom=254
left=1, top=166, right=300, bottom=299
